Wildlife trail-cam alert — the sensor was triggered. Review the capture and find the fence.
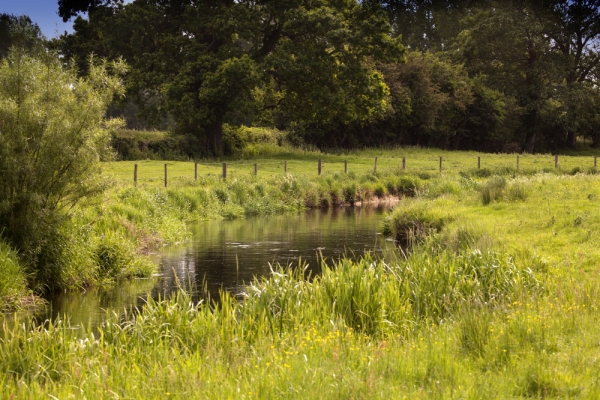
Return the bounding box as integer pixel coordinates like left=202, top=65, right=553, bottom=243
left=120, top=154, right=599, bottom=187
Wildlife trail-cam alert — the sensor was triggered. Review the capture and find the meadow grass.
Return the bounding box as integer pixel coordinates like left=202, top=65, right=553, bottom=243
left=3, top=147, right=600, bottom=397
left=0, top=240, right=29, bottom=311
left=102, top=147, right=599, bottom=187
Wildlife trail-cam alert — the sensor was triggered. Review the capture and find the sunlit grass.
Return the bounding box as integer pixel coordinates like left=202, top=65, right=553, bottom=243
left=3, top=148, right=600, bottom=397
left=102, top=148, right=599, bottom=187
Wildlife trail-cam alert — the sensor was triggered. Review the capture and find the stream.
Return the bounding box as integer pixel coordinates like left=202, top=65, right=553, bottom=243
left=40, top=204, right=396, bottom=328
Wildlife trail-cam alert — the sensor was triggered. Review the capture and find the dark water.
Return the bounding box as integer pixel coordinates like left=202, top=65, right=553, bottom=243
left=41, top=205, right=395, bottom=328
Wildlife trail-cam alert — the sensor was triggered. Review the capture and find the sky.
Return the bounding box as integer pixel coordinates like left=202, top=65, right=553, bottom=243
left=1, top=0, right=78, bottom=39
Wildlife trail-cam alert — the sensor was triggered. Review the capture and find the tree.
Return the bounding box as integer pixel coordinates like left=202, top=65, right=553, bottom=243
left=458, top=1, right=600, bottom=151
left=366, top=0, right=482, bottom=51
left=58, top=0, right=403, bottom=155
left=0, top=13, right=44, bottom=58
left=373, top=51, right=508, bottom=150
left=458, top=3, right=558, bottom=152
left=0, top=49, right=125, bottom=284
left=531, top=0, right=600, bottom=147
left=58, top=0, right=120, bottom=22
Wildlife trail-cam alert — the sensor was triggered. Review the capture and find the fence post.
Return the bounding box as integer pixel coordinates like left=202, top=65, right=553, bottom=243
left=222, top=162, right=227, bottom=179
left=344, top=160, right=347, bottom=173
left=374, top=157, right=378, bottom=173
left=595, top=156, right=597, bottom=169
left=254, top=163, right=258, bottom=176
left=402, top=157, right=406, bottom=170
left=318, top=159, right=322, bottom=175
left=555, top=154, right=559, bottom=168
left=284, top=160, right=287, bottom=175
left=194, top=162, right=198, bottom=181
left=517, top=155, right=520, bottom=171
left=164, top=164, right=167, bottom=188
left=478, top=156, right=481, bottom=169
left=439, top=156, right=442, bottom=173
left=134, top=163, right=138, bottom=187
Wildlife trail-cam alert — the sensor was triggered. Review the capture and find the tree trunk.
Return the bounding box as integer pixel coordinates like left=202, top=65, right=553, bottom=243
left=525, top=130, right=537, bottom=153
left=207, top=114, right=224, bottom=156
left=523, top=109, right=538, bottom=153
left=567, top=129, right=577, bottom=148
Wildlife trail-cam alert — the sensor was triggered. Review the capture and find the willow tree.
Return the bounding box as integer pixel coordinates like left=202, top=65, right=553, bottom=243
left=0, top=49, right=125, bottom=284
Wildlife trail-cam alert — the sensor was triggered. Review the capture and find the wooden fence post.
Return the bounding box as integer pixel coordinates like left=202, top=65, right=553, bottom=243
left=595, top=156, right=597, bottom=169
left=254, top=163, right=258, bottom=176
left=374, top=157, right=378, bottom=173
left=164, top=164, right=167, bottom=188
left=478, top=156, right=481, bottom=169
left=194, top=162, right=198, bottom=181
left=517, top=155, right=520, bottom=171
left=344, top=160, right=347, bottom=173
left=222, top=162, right=227, bottom=179
left=439, top=156, right=442, bottom=173
left=134, top=164, right=138, bottom=187
left=284, top=160, right=287, bottom=175
left=318, top=159, right=322, bottom=175
left=402, top=157, right=406, bottom=170
left=555, top=154, right=559, bottom=168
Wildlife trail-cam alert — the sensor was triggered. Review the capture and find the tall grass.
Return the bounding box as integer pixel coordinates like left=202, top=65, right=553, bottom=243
left=2, top=171, right=600, bottom=397
left=0, top=239, right=28, bottom=311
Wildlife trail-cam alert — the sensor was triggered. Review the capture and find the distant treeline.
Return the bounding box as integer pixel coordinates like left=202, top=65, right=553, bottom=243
left=5, top=0, right=600, bottom=155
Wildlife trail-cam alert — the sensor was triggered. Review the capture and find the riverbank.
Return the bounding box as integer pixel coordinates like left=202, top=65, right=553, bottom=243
left=2, top=170, right=600, bottom=397
left=2, top=148, right=599, bottom=299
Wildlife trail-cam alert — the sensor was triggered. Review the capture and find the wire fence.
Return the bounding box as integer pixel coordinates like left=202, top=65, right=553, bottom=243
left=105, top=154, right=599, bottom=187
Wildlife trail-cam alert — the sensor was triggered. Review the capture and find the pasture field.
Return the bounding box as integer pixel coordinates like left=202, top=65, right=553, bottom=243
left=2, top=147, right=600, bottom=398
left=102, top=147, right=599, bottom=186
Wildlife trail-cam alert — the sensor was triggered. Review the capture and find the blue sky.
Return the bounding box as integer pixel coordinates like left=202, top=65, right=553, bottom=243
left=1, top=0, right=78, bottom=38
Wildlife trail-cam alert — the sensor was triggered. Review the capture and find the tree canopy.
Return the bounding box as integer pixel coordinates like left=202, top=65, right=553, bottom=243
left=52, top=0, right=600, bottom=153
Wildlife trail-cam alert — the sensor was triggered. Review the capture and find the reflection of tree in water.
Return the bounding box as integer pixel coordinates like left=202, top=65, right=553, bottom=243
left=40, top=205, right=395, bottom=329
left=156, top=205, right=394, bottom=300
left=41, top=278, right=157, bottom=331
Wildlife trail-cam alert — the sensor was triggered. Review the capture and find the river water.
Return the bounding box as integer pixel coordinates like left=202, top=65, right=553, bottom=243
left=41, top=204, right=395, bottom=328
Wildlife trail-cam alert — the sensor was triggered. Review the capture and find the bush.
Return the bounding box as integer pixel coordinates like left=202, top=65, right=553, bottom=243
left=384, top=201, right=450, bottom=248
left=397, top=175, right=422, bottom=197
left=0, top=50, right=124, bottom=287
left=223, top=125, right=286, bottom=156
left=111, top=130, right=198, bottom=160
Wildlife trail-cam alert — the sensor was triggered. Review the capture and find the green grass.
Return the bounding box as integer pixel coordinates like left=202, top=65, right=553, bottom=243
left=0, top=240, right=29, bottom=311
left=102, top=148, right=600, bottom=187
left=3, top=147, right=600, bottom=397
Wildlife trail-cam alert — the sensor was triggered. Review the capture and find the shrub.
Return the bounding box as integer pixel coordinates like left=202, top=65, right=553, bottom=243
left=373, top=182, right=388, bottom=197
left=397, top=176, right=422, bottom=197
left=385, top=201, right=449, bottom=248
left=0, top=50, right=124, bottom=287
left=342, top=182, right=358, bottom=204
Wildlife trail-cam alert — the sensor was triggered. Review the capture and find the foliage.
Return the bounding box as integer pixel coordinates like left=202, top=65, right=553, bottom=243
left=383, top=199, right=451, bottom=248
left=3, top=158, right=600, bottom=396
left=57, top=0, right=404, bottom=155
left=0, top=13, right=44, bottom=59
left=110, top=129, right=198, bottom=161
left=0, top=49, right=125, bottom=287
left=0, top=239, right=28, bottom=310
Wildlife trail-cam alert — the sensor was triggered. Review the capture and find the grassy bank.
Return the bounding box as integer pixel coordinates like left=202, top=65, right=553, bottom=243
left=2, top=160, right=600, bottom=397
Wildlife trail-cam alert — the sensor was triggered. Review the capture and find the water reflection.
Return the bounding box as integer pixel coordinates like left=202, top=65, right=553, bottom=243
left=152, top=205, right=394, bottom=299
left=42, top=204, right=394, bottom=328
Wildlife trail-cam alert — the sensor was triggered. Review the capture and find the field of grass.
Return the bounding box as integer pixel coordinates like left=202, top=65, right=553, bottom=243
left=103, top=148, right=599, bottom=187
left=2, top=147, right=600, bottom=398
